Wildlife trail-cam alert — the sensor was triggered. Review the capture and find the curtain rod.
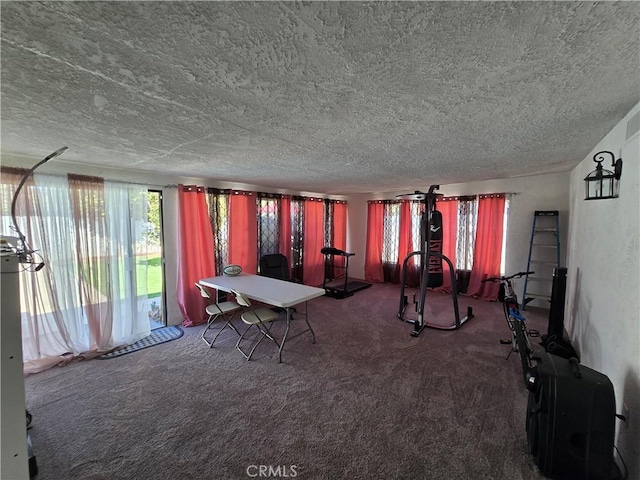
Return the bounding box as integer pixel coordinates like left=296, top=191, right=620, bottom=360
left=5, top=168, right=517, bottom=198
left=163, top=187, right=519, bottom=197
left=368, top=192, right=518, bottom=203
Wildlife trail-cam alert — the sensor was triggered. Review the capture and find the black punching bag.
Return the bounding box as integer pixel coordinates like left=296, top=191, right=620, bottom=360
left=427, top=210, right=443, bottom=288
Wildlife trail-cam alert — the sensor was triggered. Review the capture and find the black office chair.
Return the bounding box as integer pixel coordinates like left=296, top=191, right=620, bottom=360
left=259, top=254, right=291, bottom=281
left=258, top=253, right=296, bottom=313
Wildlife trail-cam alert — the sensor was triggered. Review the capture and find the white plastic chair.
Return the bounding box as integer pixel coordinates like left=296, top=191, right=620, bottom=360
left=231, top=290, right=281, bottom=361
left=195, top=282, right=241, bottom=348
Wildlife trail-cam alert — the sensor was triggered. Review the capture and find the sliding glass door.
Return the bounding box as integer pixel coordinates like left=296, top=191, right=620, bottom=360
left=144, top=190, right=165, bottom=330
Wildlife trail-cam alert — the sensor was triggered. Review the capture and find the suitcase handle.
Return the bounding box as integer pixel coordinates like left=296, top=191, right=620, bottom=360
left=569, top=357, right=583, bottom=379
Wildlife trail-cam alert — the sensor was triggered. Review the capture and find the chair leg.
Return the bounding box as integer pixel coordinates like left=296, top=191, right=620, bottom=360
left=236, top=322, right=280, bottom=361
left=201, top=314, right=217, bottom=347
left=235, top=324, right=255, bottom=360
left=209, top=319, right=240, bottom=347
left=203, top=313, right=239, bottom=348
left=246, top=328, right=268, bottom=361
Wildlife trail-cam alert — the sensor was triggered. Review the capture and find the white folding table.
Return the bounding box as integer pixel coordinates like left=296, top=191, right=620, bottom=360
left=199, top=274, right=325, bottom=362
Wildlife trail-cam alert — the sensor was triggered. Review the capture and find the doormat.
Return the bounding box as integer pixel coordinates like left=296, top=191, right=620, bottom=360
left=98, top=326, right=183, bottom=359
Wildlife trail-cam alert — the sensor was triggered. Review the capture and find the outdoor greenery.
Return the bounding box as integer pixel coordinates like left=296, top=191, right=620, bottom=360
left=140, top=254, right=162, bottom=298
left=142, top=192, right=161, bottom=250
left=144, top=192, right=163, bottom=300
left=80, top=254, right=162, bottom=299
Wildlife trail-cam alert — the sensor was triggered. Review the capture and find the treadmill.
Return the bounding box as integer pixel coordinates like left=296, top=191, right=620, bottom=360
left=321, top=247, right=372, bottom=299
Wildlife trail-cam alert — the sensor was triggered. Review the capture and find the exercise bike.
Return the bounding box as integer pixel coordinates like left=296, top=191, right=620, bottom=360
left=483, top=271, right=539, bottom=387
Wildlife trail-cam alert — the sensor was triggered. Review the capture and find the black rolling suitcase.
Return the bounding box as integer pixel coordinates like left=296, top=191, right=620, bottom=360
left=526, top=353, right=617, bottom=480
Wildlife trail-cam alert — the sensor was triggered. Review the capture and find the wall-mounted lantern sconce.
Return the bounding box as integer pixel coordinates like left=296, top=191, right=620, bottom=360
left=584, top=151, right=623, bottom=200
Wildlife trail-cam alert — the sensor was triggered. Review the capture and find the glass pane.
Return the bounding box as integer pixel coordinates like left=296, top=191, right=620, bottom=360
left=145, top=190, right=164, bottom=330
left=290, top=199, right=304, bottom=281
left=411, top=201, right=425, bottom=267
left=456, top=198, right=478, bottom=270
left=207, top=192, right=229, bottom=276
left=258, top=196, right=280, bottom=258
left=382, top=203, right=400, bottom=263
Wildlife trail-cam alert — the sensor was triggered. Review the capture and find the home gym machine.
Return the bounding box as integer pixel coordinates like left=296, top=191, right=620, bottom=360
left=397, top=185, right=473, bottom=336
left=321, top=247, right=372, bottom=299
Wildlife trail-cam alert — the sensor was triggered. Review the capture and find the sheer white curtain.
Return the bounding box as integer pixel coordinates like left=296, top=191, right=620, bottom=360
left=29, top=174, right=86, bottom=359
left=104, top=181, right=149, bottom=345
left=0, top=169, right=150, bottom=374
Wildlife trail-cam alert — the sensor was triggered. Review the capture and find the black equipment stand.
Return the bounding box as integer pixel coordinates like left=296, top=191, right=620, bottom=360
left=321, top=247, right=372, bottom=299
left=396, top=185, right=474, bottom=336
left=540, top=267, right=579, bottom=360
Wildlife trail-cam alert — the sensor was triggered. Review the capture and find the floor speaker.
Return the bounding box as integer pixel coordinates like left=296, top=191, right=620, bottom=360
left=527, top=353, right=616, bottom=480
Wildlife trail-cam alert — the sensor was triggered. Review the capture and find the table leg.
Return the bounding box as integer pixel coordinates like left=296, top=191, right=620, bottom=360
left=279, top=308, right=292, bottom=363
left=278, top=302, right=316, bottom=362
left=302, top=301, right=316, bottom=344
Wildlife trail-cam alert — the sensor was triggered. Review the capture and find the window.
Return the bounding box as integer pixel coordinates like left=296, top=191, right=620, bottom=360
left=290, top=197, right=305, bottom=281
left=323, top=199, right=333, bottom=248
left=1, top=168, right=150, bottom=370
left=376, top=194, right=510, bottom=280
left=257, top=194, right=280, bottom=258
left=410, top=200, right=425, bottom=266
left=456, top=196, right=478, bottom=271
left=206, top=189, right=230, bottom=276
left=201, top=191, right=343, bottom=284
left=381, top=202, right=400, bottom=264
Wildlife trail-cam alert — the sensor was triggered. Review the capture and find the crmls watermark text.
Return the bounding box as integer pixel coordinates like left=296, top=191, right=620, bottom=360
left=246, top=465, right=298, bottom=478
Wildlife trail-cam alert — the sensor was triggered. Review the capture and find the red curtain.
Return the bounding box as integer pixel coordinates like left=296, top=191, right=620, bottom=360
left=228, top=191, right=258, bottom=274
left=333, top=201, right=347, bottom=268
left=435, top=198, right=458, bottom=292
left=466, top=194, right=505, bottom=300
left=303, top=199, right=325, bottom=286
left=177, top=185, right=216, bottom=327
left=364, top=201, right=384, bottom=282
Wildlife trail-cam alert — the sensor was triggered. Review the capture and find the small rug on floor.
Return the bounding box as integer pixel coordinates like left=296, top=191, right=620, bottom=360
left=98, top=326, right=183, bottom=359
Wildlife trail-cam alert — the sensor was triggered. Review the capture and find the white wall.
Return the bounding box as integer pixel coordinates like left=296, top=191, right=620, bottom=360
left=566, top=103, right=640, bottom=477
left=345, top=171, right=571, bottom=292
left=345, top=194, right=370, bottom=278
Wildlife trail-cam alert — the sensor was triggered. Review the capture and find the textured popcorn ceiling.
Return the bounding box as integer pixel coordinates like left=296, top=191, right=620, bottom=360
left=1, top=2, right=639, bottom=194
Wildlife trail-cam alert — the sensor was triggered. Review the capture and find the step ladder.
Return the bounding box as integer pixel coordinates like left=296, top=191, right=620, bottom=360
left=522, top=211, right=560, bottom=310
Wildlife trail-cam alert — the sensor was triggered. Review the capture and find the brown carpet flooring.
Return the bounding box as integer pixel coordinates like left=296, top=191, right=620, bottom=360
left=25, top=283, right=550, bottom=480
